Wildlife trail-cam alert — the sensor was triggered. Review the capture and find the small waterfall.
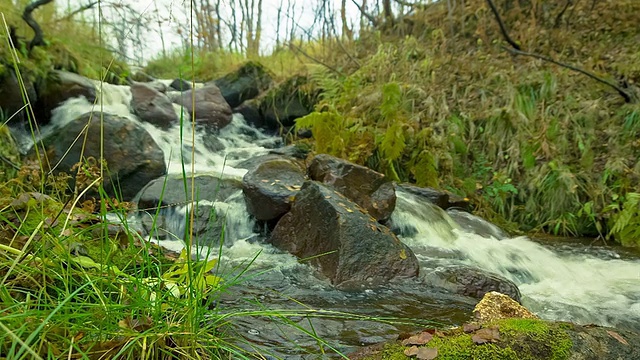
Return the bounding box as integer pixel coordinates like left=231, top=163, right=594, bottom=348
left=393, top=187, right=640, bottom=331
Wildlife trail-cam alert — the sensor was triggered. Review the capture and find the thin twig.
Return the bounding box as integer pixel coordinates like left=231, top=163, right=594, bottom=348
left=288, top=42, right=343, bottom=76
left=55, top=1, right=99, bottom=23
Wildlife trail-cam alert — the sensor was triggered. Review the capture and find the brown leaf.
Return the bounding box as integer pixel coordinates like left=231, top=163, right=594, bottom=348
left=402, top=331, right=434, bottom=346
left=417, top=347, right=438, bottom=360
left=463, top=323, right=482, bottom=333
left=472, top=327, right=500, bottom=344
left=404, top=346, right=419, bottom=357
left=607, top=330, right=629, bottom=345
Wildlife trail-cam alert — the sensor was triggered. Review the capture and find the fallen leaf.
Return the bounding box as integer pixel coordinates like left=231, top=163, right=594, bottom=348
left=417, top=347, right=438, bottom=360
left=346, top=208, right=354, bottom=213
left=404, top=346, right=419, bottom=356
left=402, top=331, right=433, bottom=346
left=261, top=179, right=269, bottom=182
left=399, top=249, right=407, bottom=260
left=472, top=327, right=500, bottom=344
left=607, top=330, right=628, bottom=345
left=463, top=323, right=481, bottom=333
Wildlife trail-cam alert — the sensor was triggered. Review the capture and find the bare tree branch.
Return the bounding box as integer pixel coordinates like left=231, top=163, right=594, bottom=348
left=485, top=0, right=521, bottom=50
left=486, top=0, right=634, bottom=103
left=351, top=0, right=378, bottom=27
left=503, top=47, right=634, bottom=103
left=23, top=0, right=54, bottom=51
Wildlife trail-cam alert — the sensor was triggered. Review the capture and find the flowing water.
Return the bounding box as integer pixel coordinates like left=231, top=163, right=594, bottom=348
left=20, top=81, right=640, bottom=358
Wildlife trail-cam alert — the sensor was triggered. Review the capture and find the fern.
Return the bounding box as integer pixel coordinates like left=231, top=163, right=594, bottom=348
left=381, top=122, right=405, bottom=161
left=608, top=192, right=640, bottom=247
left=412, top=150, right=439, bottom=188
left=380, top=81, right=402, bottom=121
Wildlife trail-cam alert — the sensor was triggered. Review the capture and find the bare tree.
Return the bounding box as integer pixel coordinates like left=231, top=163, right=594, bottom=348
left=240, top=0, right=263, bottom=57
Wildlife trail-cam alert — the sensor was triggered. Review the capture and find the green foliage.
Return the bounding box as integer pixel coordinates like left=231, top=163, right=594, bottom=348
left=606, top=192, right=640, bottom=247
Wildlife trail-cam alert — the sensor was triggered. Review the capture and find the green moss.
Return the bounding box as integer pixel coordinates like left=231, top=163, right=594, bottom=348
left=492, top=318, right=572, bottom=360
left=361, top=319, right=573, bottom=360
left=424, top=330, right=519, bottom=360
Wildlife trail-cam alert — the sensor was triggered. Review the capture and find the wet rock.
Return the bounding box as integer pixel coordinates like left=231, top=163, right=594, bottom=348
left=34, top=70, right=96, bottom=125
left=473, top=291, right=535, bottom=322
left=309, top=154, right=396, bottom=222
left=172, top=85, right=233, bottom=130
left=0, top=68, right=37, bottom=125
left=398, top=183, right=450, bottom=209
left=32, top=112, right=165, bottom=200
left=134, top=175, right=244, bottom=244
left=213, top=61, right=273, bottom=108
left=134, top=174, right=242, bottom=210
left=259, top=75, right=319, bottom=131
left=422, top=265, right=522, bottom=303
left=234, top=98, right=263, bottom=128
left=170, top=78, right=191, bottom=91
left=242, top=158, right=305, bottom=221
left=270, top=181, right=419, bottom=289
left=268, top=144, right=311, bottom=159
left=398, top=183, right=471, bottom=211
left=130, top=83, right=177, bottom=129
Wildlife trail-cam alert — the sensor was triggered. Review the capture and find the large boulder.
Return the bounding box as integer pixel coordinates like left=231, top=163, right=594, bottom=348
left=309, top=154, right=396, bottom=222
left=213, top=61, right=273, bottom=108
left=242, top=158, right=305, bottom=221
left=0, top=68, right=37, bottom=125
left=421, top=265, right=522, bottom=303
left=34, top=70, right=96, bottom=125
left=270, top=181, right=419, bottom=289
left=32, top=112, right=165, bottom=200
left=172, top=85, right=232, bottom=130
left=130, top=83, right=178, bottom=129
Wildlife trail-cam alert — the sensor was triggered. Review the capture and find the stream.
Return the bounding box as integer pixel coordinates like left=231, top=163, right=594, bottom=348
left=24, top=80, right=640, bottom=358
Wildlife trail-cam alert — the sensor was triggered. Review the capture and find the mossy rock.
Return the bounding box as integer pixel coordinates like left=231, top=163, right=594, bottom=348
left=214, top=61, right=274, bottom=108
left=258, top=75, right=321, bottom=130
left=350, top=318, right=640, bottom=360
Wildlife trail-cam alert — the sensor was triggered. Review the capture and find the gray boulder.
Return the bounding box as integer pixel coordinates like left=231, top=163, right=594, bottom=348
left=172, top=85, right=232, bottom=130
left=242, top=158, right=305, bottom=221
left=270, top=181, right=419, bottom=289
left=32, top=112, right=165, bottom=200
left=130, top=82, right=177, bottom=129
left=309, top=154, right=396, bottom=222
